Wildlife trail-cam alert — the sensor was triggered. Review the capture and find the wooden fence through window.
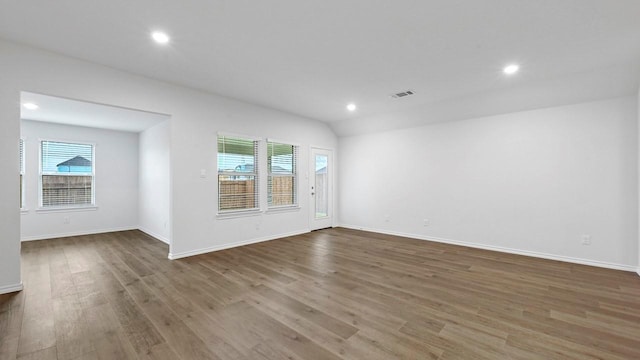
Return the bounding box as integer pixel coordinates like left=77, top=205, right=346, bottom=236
left=42, top=175, right=92, bottom=206
left=219, top=177, right=294, bottom=210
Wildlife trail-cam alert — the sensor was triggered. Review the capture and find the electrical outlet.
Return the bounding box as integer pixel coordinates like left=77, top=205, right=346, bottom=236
left=384, top=215, right=390, bottom=222
left=63, top=216, right=70, bottom=224
left=581, top=234, right=591, bottom=245
left=423, top=219, right=429, bottom=227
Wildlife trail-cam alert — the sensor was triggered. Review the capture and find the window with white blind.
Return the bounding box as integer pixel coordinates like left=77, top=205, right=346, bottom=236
left=19, top=139, right=25, bottom=209
left=217, top=135, right=259, bottom=212
left=40, top=140, right=94, bottom=208
left=267, top=141, right=298, bottom=208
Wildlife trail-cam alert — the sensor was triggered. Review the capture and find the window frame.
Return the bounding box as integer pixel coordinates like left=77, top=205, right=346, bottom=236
left=266, top=139, right=299, bottom=210
left=19, top=138, right=26, bottom=210
left=216, top=133, right=261, bottom=216
left=38, top=139, right=96, bottom=211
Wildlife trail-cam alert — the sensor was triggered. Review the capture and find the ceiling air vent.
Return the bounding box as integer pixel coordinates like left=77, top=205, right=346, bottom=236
left=390, top=90, right=415, bottom=99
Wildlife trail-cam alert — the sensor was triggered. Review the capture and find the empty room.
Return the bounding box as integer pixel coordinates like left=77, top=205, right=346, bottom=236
left=1, top=1, right=640, bottom=359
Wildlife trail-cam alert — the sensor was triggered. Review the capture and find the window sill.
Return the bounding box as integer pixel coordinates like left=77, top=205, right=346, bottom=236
left=36, top=206, right=98, bottom=214
left=265, top=205, right=300, bottom=214
left=20, top=208, right=29, bottom=214
left=216, top=209, right=262, bottom=220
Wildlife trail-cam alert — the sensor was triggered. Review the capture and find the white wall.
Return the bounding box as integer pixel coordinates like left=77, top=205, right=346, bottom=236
left=169, top=109, right=338, bottom=259
left=0, top=78, right=21, bottom=294
left=0, top=39, right=337, bottom=291
left=340, top=97, right=639, bottom=270
left=638, top=87, right=640, bottom=275
left=139, top=120, right=171, bottom=244
left=20, top=120, right=139, bottom=240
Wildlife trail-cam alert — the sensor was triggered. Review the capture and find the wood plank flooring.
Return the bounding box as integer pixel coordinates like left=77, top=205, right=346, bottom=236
left=1, top=228, right=640, bottom=359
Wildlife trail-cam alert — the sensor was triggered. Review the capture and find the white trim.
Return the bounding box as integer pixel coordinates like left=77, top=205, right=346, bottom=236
left=339, top=224, right=638, bottom=273
left=637, top=268, right=640, bottom=277
left=265, top=206, right=301, bottom=214
left=36, top=205, right=98, bottom=213
left=138, top=227, right=171, bottom=245
left=0, top=282, right=23, bottom=295
left=168, top=229, right=309, bottom=260
left=21, top=226, right=137, bottom=242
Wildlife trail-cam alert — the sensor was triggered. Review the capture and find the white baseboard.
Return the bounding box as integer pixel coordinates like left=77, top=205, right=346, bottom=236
left=339, top=224, right=637, bottom=273
left=21, top=226, right=138, bottom=242
left=637, top=268, right=640, bottom=277
left=0, top=282, right=23, bottom=295
left=168, top=229, right=310, bottom=260
left=138, top=227, right=170, bottom=245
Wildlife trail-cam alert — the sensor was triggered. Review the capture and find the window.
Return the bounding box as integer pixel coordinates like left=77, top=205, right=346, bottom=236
left=217, top=135, right=259, bottom=212
left=40, top=140, right=94, bottom=208
left=267, top=141, right=298, bottom=207
left=19, top=139, right=24, bottom=209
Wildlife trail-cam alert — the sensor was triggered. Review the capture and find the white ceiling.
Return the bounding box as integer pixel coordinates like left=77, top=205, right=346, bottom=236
left=2, top=1, right=640, bottom=134
left=20, top=92, right=169, bottom=133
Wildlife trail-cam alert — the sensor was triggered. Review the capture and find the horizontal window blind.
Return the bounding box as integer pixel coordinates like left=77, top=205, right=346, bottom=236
left=40, top=140, right=94, bottom=207
left=41, top=141, right=93, bottom=174
left=267, top=141, right=297, bottom=207
left=19, top=139, right=24, bottom=174
left=19, top=139, right=24, bottom=208
left=217, top=135, right=259, bottom=212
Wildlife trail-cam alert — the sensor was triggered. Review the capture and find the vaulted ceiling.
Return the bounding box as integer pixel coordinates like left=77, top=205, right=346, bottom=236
left=2, top=1, right=639, bottom=135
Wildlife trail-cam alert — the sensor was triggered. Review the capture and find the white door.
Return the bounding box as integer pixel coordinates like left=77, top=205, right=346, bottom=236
left=310, top=148, right=332, bottom=230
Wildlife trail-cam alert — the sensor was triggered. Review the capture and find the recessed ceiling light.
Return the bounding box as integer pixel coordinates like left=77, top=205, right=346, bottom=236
left=346, top=103, right=357, bottom=112
left=22, top=103, right=39, bottom=110
left=151, top=31, right=170, bottom=44
left=503, top=64, right=520, bottom=75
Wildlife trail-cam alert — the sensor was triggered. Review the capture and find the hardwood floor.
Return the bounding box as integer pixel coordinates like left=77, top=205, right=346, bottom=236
left=1, top=228, right=640, bottom=359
